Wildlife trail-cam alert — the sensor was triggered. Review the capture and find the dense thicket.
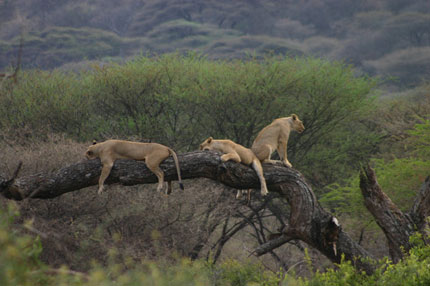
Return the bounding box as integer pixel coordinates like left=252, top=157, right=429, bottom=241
left=0, top=54, right=377, bottom=188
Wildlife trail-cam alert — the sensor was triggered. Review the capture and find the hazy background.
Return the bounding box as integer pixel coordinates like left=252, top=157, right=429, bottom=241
left=1, top=0, right=430, bottom=91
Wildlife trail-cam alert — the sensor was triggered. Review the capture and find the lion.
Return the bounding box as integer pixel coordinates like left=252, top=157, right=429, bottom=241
left=199, top=137, right=268, bottom=196
left=85, top=139, right=184, bottom=194
left=251, top=114, right=304, bottom=168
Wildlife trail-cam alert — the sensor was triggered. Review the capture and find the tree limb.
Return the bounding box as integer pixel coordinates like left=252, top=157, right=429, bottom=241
left=410, top=176, right=430, bottom=234
left=359, top=165, right=427, bottom=262
left=0, top=150, right=375, bottom=273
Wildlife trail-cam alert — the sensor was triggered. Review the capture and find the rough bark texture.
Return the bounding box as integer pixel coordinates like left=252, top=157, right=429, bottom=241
left=0, top=150, right=375, bottom=273
left=410, top=176, right=430, bottom=234
left=359, top=165, right=430, bottom=262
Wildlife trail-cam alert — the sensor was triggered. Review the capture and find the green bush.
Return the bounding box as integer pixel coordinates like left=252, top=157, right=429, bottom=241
left=299, top=233, right=430, bottom=286
left=0, top=54, right=378, bottom=186
left=321, top=118, right=430, bottom=217
left=0, top=203, right=48, bottom=286
left=0, top=70, right=91, bottom=139
left=2, top=203, right=430, bottom=286
left=212, top=259, right=281, bottom=286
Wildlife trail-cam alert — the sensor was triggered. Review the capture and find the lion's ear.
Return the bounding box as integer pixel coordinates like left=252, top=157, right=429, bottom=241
left=207, top=137, right=213, bottom=143
left=92, top=139, right=97, bottom=145
left=291, top=114, right=298, bottom=121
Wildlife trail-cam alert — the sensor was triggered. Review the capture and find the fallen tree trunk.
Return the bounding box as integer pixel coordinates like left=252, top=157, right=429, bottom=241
left=360, top=165, right=430, bottom=262
left=0, top=150, right=375, bottom=274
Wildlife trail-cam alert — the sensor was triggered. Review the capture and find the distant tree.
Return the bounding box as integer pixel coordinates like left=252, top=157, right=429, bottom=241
left=384, top=13, right=430, bottom=47
left=363, top=47, right=430, bottom=87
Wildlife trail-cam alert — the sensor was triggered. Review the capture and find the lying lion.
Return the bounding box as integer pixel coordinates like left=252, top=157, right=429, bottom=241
left=199, top=137, right=268, bottom=197
left=85, top=139, right=184, bottom=194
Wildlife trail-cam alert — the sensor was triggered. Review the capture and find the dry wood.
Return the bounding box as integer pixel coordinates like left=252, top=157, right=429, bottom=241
left=360, top=165, right=430, bottom=262
left=0, top=150, right=376, bottom=273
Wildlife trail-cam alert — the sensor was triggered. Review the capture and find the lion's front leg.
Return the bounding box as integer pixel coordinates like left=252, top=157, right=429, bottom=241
left=277, top=140, right=292, bottom=168
left=221, top=152, right=241, bottom=163
left=98, top=161, right=113, bottom=194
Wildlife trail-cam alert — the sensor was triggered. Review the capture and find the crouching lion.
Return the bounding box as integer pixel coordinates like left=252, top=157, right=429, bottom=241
left=85, top=139, right=184, bottom=194
left=199, top=137, right=268, bottom=196
left=252, top=114, right=304, bottom=168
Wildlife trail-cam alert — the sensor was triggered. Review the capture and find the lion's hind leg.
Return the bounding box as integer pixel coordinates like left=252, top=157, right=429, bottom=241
left=146, top=155, right=167, bottom=193
left=252, top=159, right=268, bottom=196
left=253, top=144, right=275, bottom=163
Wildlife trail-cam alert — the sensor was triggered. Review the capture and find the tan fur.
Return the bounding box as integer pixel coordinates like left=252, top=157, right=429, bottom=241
left=251, top=114, right=304, bottom=168
left=199, top=137, right=268, bottom=196
left=85, top=139, right=184, bottom=194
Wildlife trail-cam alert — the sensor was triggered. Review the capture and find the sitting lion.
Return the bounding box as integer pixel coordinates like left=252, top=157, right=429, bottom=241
left=252, top=114, right=304, bottom=168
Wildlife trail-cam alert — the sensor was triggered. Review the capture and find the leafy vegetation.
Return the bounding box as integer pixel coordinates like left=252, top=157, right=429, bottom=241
left=2, top=202, right=430, bottom=286
left=0, top=54, right=377, bottom=188
left=320, top=113, right=430, bottom=239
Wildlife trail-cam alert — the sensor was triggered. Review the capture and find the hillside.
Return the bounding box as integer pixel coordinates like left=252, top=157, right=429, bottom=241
left=1, top=0, right=430, bottom=88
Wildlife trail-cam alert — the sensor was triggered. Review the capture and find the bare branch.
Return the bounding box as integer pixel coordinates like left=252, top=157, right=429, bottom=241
left=0, top=150, right=376, bottom=273
left=359, top=164, right=415, bottom=262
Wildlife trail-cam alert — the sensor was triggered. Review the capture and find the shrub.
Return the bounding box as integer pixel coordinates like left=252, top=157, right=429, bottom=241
left=0, top=203, right=48, bottom=286
left=1, top=54, right=378, bottom=187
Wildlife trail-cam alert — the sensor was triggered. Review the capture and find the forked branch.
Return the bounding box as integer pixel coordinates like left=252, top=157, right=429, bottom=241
left=0, top=150, right=374, bottom=273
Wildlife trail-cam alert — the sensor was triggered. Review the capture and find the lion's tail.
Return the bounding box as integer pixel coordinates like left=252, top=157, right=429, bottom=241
left=168, top=148, right=184, bottom=190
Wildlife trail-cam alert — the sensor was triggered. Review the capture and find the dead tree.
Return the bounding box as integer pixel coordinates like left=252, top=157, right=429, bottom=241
left=0, top=150, right=388, bottom=274
left=360, top=165, right=430, bottom=262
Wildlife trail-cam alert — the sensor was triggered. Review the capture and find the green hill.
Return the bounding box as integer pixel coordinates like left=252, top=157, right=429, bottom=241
left=1, top=0, right=430, bottom=88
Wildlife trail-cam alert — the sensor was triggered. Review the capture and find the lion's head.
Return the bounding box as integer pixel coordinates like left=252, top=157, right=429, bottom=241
left=291, top=114, right=305, bottom=133
left=199, top=137, right=215, bottom=151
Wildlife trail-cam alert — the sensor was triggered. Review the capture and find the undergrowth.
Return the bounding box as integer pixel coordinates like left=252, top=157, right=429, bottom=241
left=2, top=203, right=430, bottom=286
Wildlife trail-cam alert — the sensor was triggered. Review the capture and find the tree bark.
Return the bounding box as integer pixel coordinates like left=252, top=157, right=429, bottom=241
left=0, top=150, right=375, bottom=274
left=410, top=176, right=430, bottom=234
left=359, top=165, right=430, bottom=262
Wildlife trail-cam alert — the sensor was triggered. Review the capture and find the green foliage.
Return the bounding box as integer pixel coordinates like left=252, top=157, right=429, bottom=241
left=286, top=58, right=378, bottom=186
left=407, top=119, right=430, bottom=157
left=322, top=157, right=430, bottom=222
left=0, top=54, right=377, bottom=186
left=213, top=259, right=281, bottom=286
left=372, top=158, right=430, bottom=210
left=0, top=70, right=91, bottom=139
left=289, top=233, right=430, bottom=286
left=0, top=205, right=275, bottom=286
left=2, top=205, right=430, bottom=286
left=0, top=203, right=48, bottom=286
left=321, top=120, right=430, bottom=227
